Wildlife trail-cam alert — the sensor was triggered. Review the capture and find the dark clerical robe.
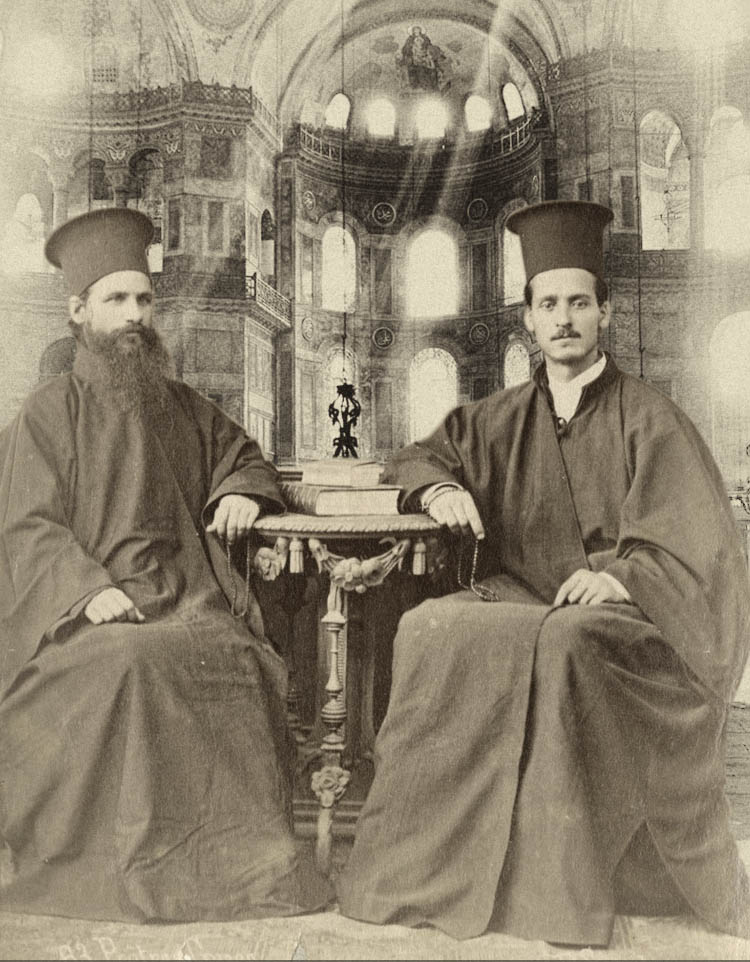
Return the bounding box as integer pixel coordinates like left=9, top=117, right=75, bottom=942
left=0, top=347, right=329, bottom=922
left=338, top=355, right=750, bottom=946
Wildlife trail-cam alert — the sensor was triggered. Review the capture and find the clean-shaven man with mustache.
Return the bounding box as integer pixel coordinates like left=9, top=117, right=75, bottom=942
left=338, top=200, right=750, bottom=948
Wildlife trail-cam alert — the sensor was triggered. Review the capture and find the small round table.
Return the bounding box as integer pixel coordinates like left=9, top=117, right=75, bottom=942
left=252, top=512, right=444, bottom=873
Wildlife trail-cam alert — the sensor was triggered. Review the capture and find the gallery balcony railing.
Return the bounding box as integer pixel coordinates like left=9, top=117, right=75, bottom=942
left=247, top=272, right=292, bottom=324
left=0, top=81, right=281, bottom=140
left=294, top=114, right=536, bottom=167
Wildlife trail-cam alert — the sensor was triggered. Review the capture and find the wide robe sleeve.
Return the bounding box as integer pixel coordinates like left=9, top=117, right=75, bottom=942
left=0, top=394, right=113, bottom=693
left=185, top=392, right=286, bottom=644
left=384, top=376, right=750, bottom=703
left=382, top=401, right=487, bottom=507
left=603, top=395, right=750, bottom=703
left=196, top=396, right=286, bottom=522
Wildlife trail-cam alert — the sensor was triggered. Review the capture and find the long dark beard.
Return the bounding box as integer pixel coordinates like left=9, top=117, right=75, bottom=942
left=82, top=322, right=174, bottom=412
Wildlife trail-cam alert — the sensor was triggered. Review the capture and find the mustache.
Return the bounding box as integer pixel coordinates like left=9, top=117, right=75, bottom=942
left=116, top=325, right=159, bottom=344
left=551, top=330, right=581, bottom=340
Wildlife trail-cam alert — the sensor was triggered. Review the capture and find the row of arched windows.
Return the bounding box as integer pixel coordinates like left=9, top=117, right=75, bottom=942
left=0, top=148, right=166, bottom=274
left=319, top=223, right=525, bottom=315
left=322, top=84, right=526, bottom=139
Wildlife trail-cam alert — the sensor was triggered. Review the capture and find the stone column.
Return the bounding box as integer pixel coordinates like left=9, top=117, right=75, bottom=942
left=275, top=157, right=298, bottom=461
left=105, top=164, right=133, bottom=207
left=49, top=164, right=73, bottom=228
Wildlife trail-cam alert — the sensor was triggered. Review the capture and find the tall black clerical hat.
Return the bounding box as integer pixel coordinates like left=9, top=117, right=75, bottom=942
left=505, top=200, right=613, bottom=283
left=45, top=208, right=154, bottom=295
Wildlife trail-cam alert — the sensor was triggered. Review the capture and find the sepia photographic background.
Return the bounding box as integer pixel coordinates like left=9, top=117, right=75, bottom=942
left=1, top=0, right=750, bottom=958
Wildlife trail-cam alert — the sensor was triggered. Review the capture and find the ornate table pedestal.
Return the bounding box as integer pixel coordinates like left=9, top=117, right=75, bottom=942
left=252, top=512, right=443, bottom=874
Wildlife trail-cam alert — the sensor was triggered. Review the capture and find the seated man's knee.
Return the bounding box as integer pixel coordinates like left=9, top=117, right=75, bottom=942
left=397, top=598, right=448, bottom=647
left=538, top=604, right=600, bottom=668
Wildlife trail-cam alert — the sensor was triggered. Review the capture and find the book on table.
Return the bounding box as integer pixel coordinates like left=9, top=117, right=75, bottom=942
left=281, top=480, right=401, bottom=516
left=300, top=459, right=384, bottom=487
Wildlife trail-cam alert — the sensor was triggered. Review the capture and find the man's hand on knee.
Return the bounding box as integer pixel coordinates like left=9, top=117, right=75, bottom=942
left=205, top=494, right=261, bottom=545
left=85, top=587, right=145, bottom=624
left=553, top=569, right=629, bottom=607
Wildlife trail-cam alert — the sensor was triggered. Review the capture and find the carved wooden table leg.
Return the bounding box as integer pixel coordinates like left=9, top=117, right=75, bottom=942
left=286, top=673, right=306, bottom=746
left=251, top=523, right=442, bottom=874
left=310, top=582, right=351, bottom=874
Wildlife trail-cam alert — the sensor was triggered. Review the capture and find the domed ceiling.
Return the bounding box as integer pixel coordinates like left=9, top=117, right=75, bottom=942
left=289, top=18, right=542, bottom=133
left=0, top=0, right=747, bottom=122
left=0, top=0, right=188, bottom=99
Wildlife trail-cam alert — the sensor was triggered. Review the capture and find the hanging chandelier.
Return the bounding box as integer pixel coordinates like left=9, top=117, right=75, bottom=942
left=328, top=380, right=360, bottom=457
left=327, top=0, right=361, bottom=458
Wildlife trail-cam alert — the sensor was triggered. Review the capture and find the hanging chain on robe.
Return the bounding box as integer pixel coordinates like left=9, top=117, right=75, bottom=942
left=457, top=537, right=500, bottom=602
left=225, top=539, right=252, bottom=618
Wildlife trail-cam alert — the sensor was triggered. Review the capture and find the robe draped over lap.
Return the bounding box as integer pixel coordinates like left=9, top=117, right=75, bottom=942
left=0, top=347, right=331, bottom=922
left=337, top=355, right=750, bottom=945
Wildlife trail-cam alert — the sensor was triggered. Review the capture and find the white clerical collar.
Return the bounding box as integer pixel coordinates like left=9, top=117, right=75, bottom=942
left=546, top=353, right=607, bottom=424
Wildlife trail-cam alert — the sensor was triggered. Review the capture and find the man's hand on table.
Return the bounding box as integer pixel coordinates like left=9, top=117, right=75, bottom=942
left=422, top=487, right=486, bottom=541
left=206, top=494, right=262, bottom=545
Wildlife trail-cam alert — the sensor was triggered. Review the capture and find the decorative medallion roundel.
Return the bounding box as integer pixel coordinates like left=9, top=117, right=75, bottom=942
left=185, top=0, right=255, bottom=32
left=302, top=190, right=316, bottom=215
left=372, top=327, right=394, bottom=349
left=372, top=202, right=397, bottom=227
left=301, top=317, right=315, bottom=342
left=469, top=322, right=490, bottom=346
left=467, top=198, right=488, bottom=223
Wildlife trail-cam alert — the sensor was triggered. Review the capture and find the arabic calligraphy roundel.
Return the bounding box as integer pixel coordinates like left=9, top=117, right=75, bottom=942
left=372, top=202, right=397, bottom=227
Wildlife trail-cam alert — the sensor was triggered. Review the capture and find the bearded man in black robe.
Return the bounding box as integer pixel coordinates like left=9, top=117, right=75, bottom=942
left=338, top=201, right=750, bottom=946
left=0, top=208, right=330, bottom=922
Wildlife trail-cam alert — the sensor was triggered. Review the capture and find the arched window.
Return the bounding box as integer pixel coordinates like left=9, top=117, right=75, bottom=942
left=504, top=341, right=530, bottom=388
left=325, top=92, right=351, bottom=131
left=0, top=194, right=47, bottom=273
left=91, top=40, right=118, bottom=86
left=710, top=311, right=750, bottom=488
left=322, top=224, right=357, bottom=311
left=415, top=99, right=448, bottom=140
left=367, top=98, right=396, bottom=137
left=502, top=83, right=525, bottom=122
left=409, top=348, right=458, bottom=442
left=704, top=106, right=750, bottom=254
left=464, top=94, right=492, bottom=132
left=502, top=225, right=526, bottom=304
left=68, top=158, right=113, bottom=219
left=639, top=111, right=690, bottom=250
left=407, top=230, right=458, bottom=317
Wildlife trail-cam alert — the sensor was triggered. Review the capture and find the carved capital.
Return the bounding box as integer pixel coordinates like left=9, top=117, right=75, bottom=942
left=104, top=137, right=134, bottom=163
left=48, top=160, right=75, bottom=192
left=50, top=135, right=78, bottom=161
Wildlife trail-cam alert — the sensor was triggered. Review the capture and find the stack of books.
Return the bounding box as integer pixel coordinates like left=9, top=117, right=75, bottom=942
left=280, top=459, right=401, bottom=516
